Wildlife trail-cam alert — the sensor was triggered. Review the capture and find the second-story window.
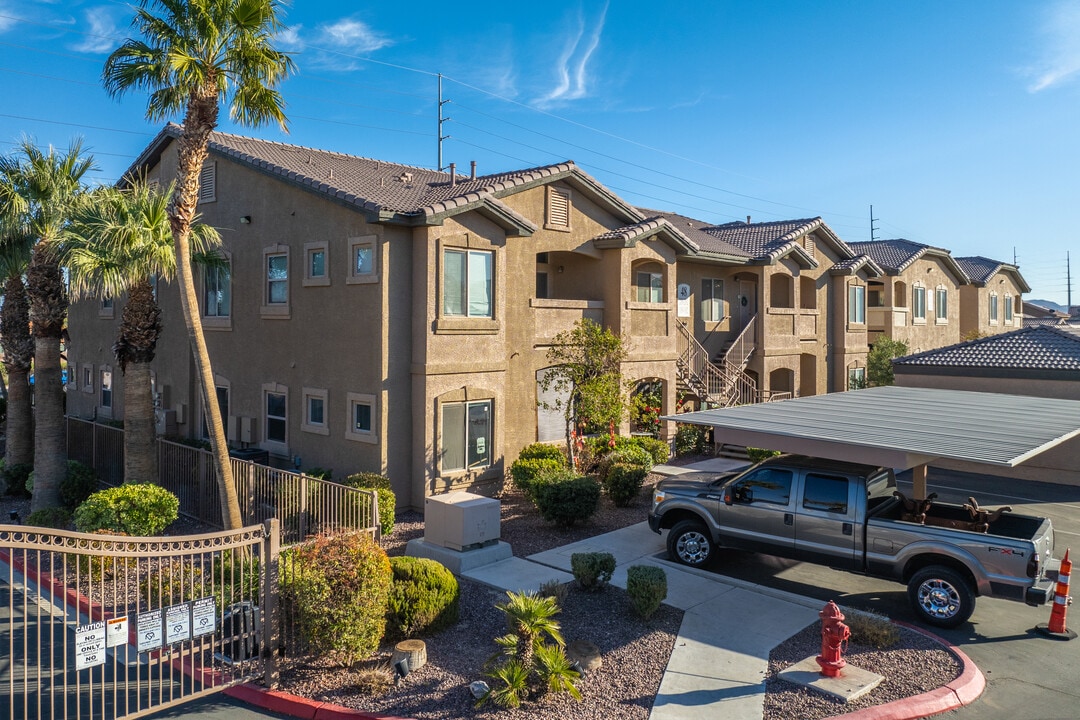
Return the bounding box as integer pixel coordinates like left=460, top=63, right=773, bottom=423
left=701, top=278, right=724, bottom=321
left=267, top=254, right=288, bottom=304
left=637, top=271, right=663, bottom=303
left=913, top=286, right=927, bottom=322
left=847, top=285, right=865, bottom=324
left=204, top=264, right=231, bottom=317
left=989, top=292, right=999, bottom=323
left=936, top=287, right=948, bottom=322
left=443, top=248, right=492, bottom=318
left=1004, top=293, right=1014, bottom=322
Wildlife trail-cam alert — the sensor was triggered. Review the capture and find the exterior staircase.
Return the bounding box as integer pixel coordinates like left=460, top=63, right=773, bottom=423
left=676, top=318, right=760, bottom=408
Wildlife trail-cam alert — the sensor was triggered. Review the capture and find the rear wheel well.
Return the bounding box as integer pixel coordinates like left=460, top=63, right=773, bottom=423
left=903, top=555, right=978, bottom=595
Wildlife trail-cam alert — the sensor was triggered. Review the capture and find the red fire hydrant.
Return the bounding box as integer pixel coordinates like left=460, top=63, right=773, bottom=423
left=816, top=600, right=850, bottom=678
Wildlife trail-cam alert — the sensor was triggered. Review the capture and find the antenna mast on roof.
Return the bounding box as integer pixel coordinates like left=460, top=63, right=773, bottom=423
left=437, top=74, right=451, bottom=171
left=869, top=205, right=879, bottom=241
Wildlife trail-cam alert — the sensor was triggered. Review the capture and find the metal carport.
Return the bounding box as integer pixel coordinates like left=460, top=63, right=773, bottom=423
left=663, top=385, right=1080, bottom=499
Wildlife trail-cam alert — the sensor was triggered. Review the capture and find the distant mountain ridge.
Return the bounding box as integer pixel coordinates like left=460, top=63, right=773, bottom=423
left=1028, top=298, right=1067, bottom=313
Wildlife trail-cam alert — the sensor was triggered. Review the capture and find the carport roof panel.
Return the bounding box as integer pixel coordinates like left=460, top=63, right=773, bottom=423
left=663, top=385, right=1080, bottom=467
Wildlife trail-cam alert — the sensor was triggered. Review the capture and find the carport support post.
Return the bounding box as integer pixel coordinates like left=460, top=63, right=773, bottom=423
left=912, top=463, right=928, bottom=501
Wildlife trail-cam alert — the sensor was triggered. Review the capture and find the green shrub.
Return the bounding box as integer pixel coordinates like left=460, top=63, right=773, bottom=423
left=517, top=443, right=565, bottom=463
left=385, top=556, right=459, bottom=640
left=304, top=467, right=333, bottom=480
left=747, top=447, right=782, bottom=464
left=281, top=532, right=393, bottom=665
left=539, top=578, right=569, bottom=606
left=674, top=424, right=706, bottom=456
left=3, top=462, right=32, bottom=498
left=626, top=565, right=667, bottom=619
left=73, top=484, right=179, bottom=536
left=509, top=457, right=564, bottom=500
left=342, top=473, right=395, bottom=536
left=604, top=463, right=649, bottom=507
left=60, top=461, right=99, bottom=511
left=26, top=507, right=72, bottom=529
left=633, top=436, right=670, bottom=465
left=533, top=474, right=600, bottom=527
left=570, top=552, right=615, bottom=591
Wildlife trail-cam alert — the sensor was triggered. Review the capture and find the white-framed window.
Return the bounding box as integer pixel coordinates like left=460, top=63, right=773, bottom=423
left=913, top=285, right=927, bottom=323
left=847, top=284, right=865, bottom=324
left=935, top=287, right=948, bottom=323
left=301, top=387, right=329, bottom=436
left=441, top=399, right=491, bottom=472
left=303, top=241, right=329, bottom=287
left=989, top=292, right=999, bottom=323
left=701, top=278, right=724, bottom=322
left=198, top=161, right=216, bottom=203
left=545, top=185, right=571, bottom=231
left=201, top=383, right=230, bottom=440
left=81, top=364, right=94, bottom=394
left=1004, top=293, right=1014, bottom=323
left=100, top=368, right=113, bottom=410
left=636, top=271, right=663, bottom=303
left=204, top=262, right=231, bottom=318
left=262, top=245, right=290, bottom=318
left=443, top=248, right=492, bottom=318
left=263, top=383, right=288, bottom=452
left=848, top=367, right=866, bottom=390
left=347, top=236, right=378, bottom=284
left=346, top=392, right=377, bottom=444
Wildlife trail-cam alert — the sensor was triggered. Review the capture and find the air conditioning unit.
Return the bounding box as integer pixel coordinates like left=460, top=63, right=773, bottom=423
left=423, top=492, right=500, bottom=551
left=155, top=409, right=177, bottom=436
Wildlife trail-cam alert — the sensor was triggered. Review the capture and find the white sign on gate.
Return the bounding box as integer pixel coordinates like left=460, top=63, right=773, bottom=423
left=106, top=616, right=128, bottom=648
left=191, top=597, right=216, bottom=638
left=165, top=603, right=192, bottom=644
left=75, top=621, right=106, bottom=670
left=137, top=609, right=163, bottom=652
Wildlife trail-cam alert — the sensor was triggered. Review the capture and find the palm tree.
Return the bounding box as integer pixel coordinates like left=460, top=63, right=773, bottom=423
left=63, top=181, right=223, bottom=484
left=104, top=0, right=295, bottom=529
left=0, top=210, right=34, bottom=469
left=1, top=140, right=96, bottom=513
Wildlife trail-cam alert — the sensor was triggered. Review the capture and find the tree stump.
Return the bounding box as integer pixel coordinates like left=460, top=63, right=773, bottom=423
left=391, top=639, right=427, bottom=672
left=566, top=639, right=602, bottom=672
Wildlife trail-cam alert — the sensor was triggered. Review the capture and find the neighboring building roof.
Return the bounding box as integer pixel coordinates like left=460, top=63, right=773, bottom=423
left=829, top=254, right=884, bottom=277
left=849, top=239, right=970, bottom=283
left=893, top=325, right=1080, bottom=377
left=1024, top=316, right=1068, bottom=328
left=641, top=210, right=751, bottom=258
left=1024, top=301, right=1069, bottom=319
left=955, top=255, right=1032, bottom=293
left=592, top=216, right=702, bottom=255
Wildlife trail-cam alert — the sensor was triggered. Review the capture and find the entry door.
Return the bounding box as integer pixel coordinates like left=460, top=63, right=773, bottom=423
left=793, top=472, right=860, bottom=569
left=738, top=280, right=757, bottom=326
left=716, top=467, right=796, bottom=556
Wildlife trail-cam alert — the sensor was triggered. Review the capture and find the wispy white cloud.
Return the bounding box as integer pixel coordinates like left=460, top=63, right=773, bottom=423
left=70, top=6, right=122, bottom=54
left=1027, top=0, right=1080, bottom=91
left=282, top=15, right=393, bottom=72
left=536, top=2, right=608, bottom=107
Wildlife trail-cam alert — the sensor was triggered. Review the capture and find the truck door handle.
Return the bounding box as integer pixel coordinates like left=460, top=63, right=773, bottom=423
left=842, top=522, right=853, bottom=536
left=784, top=513, right=793, bottom=526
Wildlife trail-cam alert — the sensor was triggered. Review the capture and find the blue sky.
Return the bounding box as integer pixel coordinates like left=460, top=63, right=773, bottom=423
left=1, top=1, right=1078, bottom=305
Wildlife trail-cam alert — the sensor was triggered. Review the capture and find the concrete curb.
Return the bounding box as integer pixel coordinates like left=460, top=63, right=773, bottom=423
left=821, top=621, right=985, bottom=720
left=225, top=682, right=415, bottom=720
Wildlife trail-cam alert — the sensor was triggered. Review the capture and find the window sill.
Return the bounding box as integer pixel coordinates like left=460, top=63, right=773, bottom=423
left=543, top=223, right=572, bottom=233
left=260, top=305, right=291, bottom=320
left=262, top=440, right=288, bottom=457
left=202, top=315, right=232, bottom=331
left=766, top=307, right=797, bottom=315
left=625, top=301, right=669, bottom=310
left=912, top=319, right=927, bottom=326
left=935, top=319, right=948, bottom=325
left=346, top=431, right=378, bottom=445
left=435, top=317, right=499, bottom=334
left=346, top=274, right=380, bottom=285
left=98, top=309, right=114, bottom=320
left=302, top=276, right=330, bottom=287
left=301, top=423, right=330, bottom=436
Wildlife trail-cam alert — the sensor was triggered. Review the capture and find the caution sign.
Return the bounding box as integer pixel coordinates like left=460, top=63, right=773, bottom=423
left=192, top=597, right=216, bottom=638
left=106, top=616, right=128, bottom=648
left=137, top=609, right=163, bottom=652
left=75, top=621, right=106, bottom=670
left=165, top=603, right=191, bottom=645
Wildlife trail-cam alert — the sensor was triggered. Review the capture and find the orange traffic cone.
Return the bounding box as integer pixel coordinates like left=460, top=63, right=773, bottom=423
left=1036, top=548, right=1076, bottom=640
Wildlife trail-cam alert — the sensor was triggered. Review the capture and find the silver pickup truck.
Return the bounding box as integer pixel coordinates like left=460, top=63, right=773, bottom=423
left=648, top=454, right=1056, bottom=627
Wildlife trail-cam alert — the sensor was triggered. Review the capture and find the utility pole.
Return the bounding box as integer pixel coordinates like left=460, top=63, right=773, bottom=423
left=437, top=74, right=451, bottom=171
left=1068, top=251, right=1073, bottom=313
left=869, top=205, right=879, bottom=241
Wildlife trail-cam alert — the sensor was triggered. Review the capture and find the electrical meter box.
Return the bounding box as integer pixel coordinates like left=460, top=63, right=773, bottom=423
left=423, top=492, right=500, bottom=551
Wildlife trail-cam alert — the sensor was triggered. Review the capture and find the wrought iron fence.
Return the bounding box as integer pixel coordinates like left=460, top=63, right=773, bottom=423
left=0, top=520, right=279, bottom=720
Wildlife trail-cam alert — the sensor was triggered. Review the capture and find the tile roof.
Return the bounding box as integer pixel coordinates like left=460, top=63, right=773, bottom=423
left=893, top=325, right=1080, bottom=371
left=1023, top=317, right=1068, bottom=328
left=848, top=239, right=933, bottom=272
left=702, top=217, right=827, bottom=259
left=955, top=256, right=1003, bottom=284
left=639, top=210, right=750, bottom=258
left=592, top=216, right=700, bottom=253
left=829, top=254, right=884, bottom=277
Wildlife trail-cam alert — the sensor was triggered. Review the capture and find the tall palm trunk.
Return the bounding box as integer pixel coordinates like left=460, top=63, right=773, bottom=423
left=115, top=279, right=161, bottom=484
left=26, top=243, right=67, bottom=512
left=171, top=90, right=242, bottom=530
left=1, top=275, right=33, bottom=467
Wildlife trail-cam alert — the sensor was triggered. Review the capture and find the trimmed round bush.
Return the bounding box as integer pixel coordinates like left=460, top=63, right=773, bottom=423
left=604, top=463, right=650, bottom=507
left=3, top=462, right=32, bottom=498
left=386, top=556, right=460, bottom=640
left=517, top=443, right=565, bottom=463
left=343, top=473, right=396, bottom=536
left=632, top=437, right=670, bottom=465
left=60, top=461, right=99, bottom=510
left=675, top=424, right=706, bottom=456
left=73, top=484, right=179, bottom=536
left=281, top=532, right=393, bottom=665
left=533, top=473, right=601, bottom=527
left=626, top=565, right=667, bottom=619
left=26, top=507, right=72, bottom=529
left=509, top=457, right=564, bottom=500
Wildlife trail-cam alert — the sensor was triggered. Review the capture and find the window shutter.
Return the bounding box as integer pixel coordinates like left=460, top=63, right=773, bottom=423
left=199, top=162, right=216, bottom=203
left=548, top=186, right=570, bottom=227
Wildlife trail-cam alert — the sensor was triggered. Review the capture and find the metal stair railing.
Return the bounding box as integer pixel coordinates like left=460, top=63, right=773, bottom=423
left=676, top=321, right=759, bottom=407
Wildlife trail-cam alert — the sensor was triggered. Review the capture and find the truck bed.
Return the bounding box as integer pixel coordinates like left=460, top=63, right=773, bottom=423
left=870, top=496, right=1045, bottom=541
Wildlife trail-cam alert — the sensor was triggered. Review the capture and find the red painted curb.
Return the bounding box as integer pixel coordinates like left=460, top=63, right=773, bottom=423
left=822, top=621, right=984, bottom=720
left=224, top=682, right=416, bottom=720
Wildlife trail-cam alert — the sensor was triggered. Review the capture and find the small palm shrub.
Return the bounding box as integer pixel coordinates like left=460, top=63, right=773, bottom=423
left=532, top=471, right=600, bottom=527
left=26, top=507, right=72, bottom=529
left=626, top=565, right=667, bottom=619
left=60, top=461, right=99, bottom=510
left=570, top=552, right=615, bottom=591
left=73, top=484, right=179, bottom=536
left=385, top=556, right=460, bottom=640
left=603, top=463, right=650, bottom=507
left=281, top=532, right=392, bottom=666
left=342, top=472, right=396, bottom=536
left=2, top=461, right=32, bottom=497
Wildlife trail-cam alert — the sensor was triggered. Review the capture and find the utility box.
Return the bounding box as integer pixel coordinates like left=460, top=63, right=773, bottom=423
left=424, top=492, right=500, bottom=551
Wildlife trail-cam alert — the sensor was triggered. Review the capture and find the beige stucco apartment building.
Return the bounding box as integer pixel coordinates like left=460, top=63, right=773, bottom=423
left=65, top=127, right=1029, bottom=508
left=956, top=256, right=1030, bottom=338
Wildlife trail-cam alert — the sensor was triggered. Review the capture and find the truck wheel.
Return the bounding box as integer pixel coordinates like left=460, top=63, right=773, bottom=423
left=907, top=565, right=975, bottom=628
left=667, top=520, right=715, bottom=567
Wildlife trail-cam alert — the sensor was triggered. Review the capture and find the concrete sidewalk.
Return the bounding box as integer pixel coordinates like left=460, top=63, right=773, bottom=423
left=462, top=522, right=822, bottom=720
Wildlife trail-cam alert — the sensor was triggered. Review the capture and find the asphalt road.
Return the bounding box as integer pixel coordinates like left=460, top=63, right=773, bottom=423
left=697, top=466, right=1080, bottom=720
